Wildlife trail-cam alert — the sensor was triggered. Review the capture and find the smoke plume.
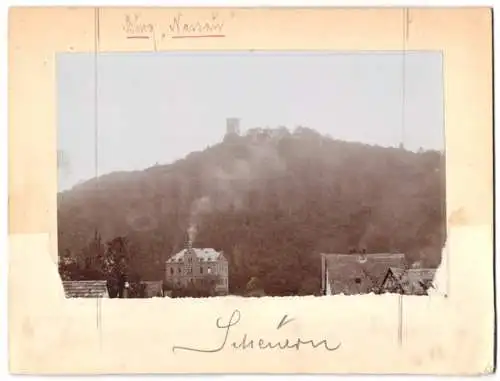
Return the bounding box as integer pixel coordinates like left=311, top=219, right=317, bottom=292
left=186, top=136, right=287, bottom=244
left=188, top=196, right=212, bottom=243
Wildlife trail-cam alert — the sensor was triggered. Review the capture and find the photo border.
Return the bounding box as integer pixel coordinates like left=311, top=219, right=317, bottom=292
left=8, top=7, right=494, bottom=374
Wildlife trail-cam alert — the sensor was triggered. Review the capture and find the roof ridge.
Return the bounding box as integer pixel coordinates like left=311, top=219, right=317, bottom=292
left=322, top=252, right=405, bottom=257
left=166, top=247, right=223, bottom=262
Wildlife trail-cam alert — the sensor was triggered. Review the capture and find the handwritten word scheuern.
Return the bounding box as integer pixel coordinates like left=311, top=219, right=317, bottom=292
left=172, top=309, right=342, bottom=353
left=123, top=12, right=227, bottom=41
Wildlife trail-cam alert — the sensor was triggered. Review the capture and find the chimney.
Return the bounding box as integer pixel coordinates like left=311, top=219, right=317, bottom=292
left=185, top=236, right=193, bottom=252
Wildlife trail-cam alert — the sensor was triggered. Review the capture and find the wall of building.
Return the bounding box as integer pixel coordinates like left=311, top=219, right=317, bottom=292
left=165, top=255, right=229, bottom=294
left=321, top=255, right=327, bottom=294
left=325, top=270, right=332, bottom=296
left=214, top=260, right=229, bottom=294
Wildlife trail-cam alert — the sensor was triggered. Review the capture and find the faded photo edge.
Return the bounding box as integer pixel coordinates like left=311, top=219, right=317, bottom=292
left=8, top=7, right=494, bottom=375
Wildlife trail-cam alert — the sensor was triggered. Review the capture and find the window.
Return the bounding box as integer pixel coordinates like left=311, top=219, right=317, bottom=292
left=200, top=266, right=203, bottom=274
left=355, top=277, right=361, bottom=284
left=170, top=267, right=174, bottom=275
left=177, top=268, right=181, bottom=273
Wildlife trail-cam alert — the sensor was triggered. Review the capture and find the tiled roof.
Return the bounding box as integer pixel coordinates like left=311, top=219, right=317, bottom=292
left=166, top=248, right=224, bottom=263
left=407, top=268, right=436, bottom=280
left=323, top=253, right=406, bottom=295
left=388, top=267, right=405, bottom=278
left=382, top=267, right=436, bottom=295
left=62, top=280, right=109, bottom=298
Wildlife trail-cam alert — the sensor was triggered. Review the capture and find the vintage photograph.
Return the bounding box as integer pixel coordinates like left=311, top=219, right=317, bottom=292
left=57, top=51, right=446, bottom=298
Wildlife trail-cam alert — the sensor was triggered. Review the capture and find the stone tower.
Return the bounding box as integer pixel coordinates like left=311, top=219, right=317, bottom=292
left=226, top=118, right=240, bottom=136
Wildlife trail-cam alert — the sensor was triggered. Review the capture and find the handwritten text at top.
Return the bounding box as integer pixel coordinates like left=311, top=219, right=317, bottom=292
left=122, top=12, right=228, bottom=41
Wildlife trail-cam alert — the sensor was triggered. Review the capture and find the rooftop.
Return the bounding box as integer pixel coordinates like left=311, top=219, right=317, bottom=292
left=166, top=247, right=224, bottom=263
left=62, top=280, right=109, bottom=298
left=322, top=253, right=405, bottom=260
left=323, top=252, right=406, bottom=295
left=386, top=267, right=436, bottom=295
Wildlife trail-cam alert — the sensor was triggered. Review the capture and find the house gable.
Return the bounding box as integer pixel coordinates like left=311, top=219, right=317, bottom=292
left=218, top=251, right=227, bottom=261
left=321, top=253, right=406, bottom=295
left=380, top=268, right=437, bottom=295
left=380, top=268, right=405, bottom=294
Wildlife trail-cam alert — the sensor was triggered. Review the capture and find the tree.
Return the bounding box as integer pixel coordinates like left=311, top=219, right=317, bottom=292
left=100, top=236, right=131, bottom=298
left=298, top=278, right=320, bottom=296
left=58, top=249, right=78, bottom=281
left=245, top=276, right=266, bottom=297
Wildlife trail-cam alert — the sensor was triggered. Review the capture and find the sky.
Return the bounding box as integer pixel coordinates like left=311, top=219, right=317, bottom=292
left=57, top=51, right=444, bottom=192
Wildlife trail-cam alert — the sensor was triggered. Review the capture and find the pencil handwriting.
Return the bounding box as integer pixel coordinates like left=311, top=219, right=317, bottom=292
left=172, top=309, right=342, bottom=353
left=122, top=12, right=228, bottom=41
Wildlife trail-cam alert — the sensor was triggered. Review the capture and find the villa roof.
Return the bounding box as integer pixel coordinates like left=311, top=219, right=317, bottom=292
left=166, top=248, right=225, bottom=263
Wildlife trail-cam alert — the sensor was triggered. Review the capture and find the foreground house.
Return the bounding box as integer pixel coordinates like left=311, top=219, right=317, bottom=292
left=165, top=240, right=229, bottom=295
left=320, top=253, right=406, bottom=295
left=380, top=267, right=436, bottom=295
left=62, top=280, right=109, bottom=298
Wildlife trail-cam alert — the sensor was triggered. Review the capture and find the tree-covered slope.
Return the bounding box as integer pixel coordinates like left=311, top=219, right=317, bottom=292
left=58, top=127, right=446, bottom=296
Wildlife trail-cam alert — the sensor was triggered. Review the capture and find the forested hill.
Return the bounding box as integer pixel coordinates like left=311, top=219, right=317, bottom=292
left=57, top=127, right=446, bottom=296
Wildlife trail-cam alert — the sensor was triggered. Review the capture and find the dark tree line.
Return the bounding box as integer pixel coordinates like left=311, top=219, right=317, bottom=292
left=59, top=233, right=147, bottom=298
left=58, top=127, right=446, bottom=296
